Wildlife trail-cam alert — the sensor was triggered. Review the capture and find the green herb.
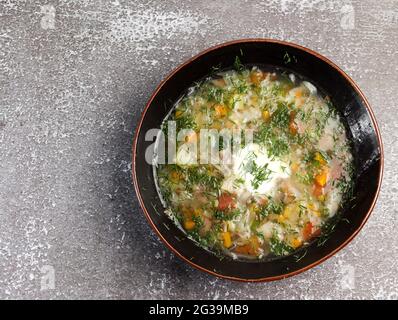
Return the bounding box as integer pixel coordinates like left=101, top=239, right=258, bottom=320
left=198, top=222, right=223, bottom=248
left=214, top=209, right=241, bottom=221
left=254, top=124, right=290, bottom=158
left=229, top=95, right=241, bottom=109
left=175, top=113, right=196, bottom=131
left=234, top=56, right=244, bottom=72
left=259, top=199, right=284, bottom=218
left=336, top=165, right=355, bottom=203
left=294, top=249, right=307, bottom=262
left=295, top=171, right=313, bottom=185
left=317, top=215, right=341, bottom=247
left=231, top=78, right=248, bottom=94
left=297, top=107, right=312, bottom=123
left=233, top=178, right=245, bottom=188
left=293, top=131, right=311, bottom=146
left=320, top=206, right=330, bottom=218
left=272, top=102, right=290, bottom=128
left=283, top=52, right=297, bottom=65
left=160, top=184, right=172, bottom=204
left=254, top=102, right=292, bottom=157
left=210, top=64, right=222, bottom=75
left=186, top=167, right=222, bottom=191
left=245, top=160, right=272, bottom=190
left=218, top=135, right=225, bottom=151
left=269, top=233, right=294, bottom=256
left=298, top=204, right=307, bottom=218
left=207, top=86, right=224, bottom=103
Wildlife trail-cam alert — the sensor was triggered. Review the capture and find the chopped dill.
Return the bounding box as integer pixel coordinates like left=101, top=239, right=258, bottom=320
left=294, top=249, right=307, bottom=262
left=234, top=56, right=244, bottom=72
left=283, top=52, right=297, bottom=65
left=214, top=209, right=241, bottom=221
left=259, top=199, right=284, bottom=218
left=207, top=86, right=224, bottom=103
left=270, top=233, right=294, bottom=256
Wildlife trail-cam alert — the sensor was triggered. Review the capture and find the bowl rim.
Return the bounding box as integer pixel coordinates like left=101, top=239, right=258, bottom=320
left=132, top=38, right=384, bottom=282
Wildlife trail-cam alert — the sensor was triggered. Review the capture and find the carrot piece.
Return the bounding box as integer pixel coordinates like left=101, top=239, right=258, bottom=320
left=184, top=220, right=195, bottom=230
left=312, top=228, right=321, bottom=238
left=289, top=111, right=298, bottom=135
left=295, top=89, right=303, bottom=98
left=250, top=236, right=260, bottom=254
left=234, top=237, right=259, bottom=255
left=234, top=244, right=251, bottom=255
left=302, top=222, right=321, bottom=241
left=313, top=184, right=323, bottom=197
left=289, top=121, right=298, bottom=135
left=217, top=193, right=235, bottom=211
left=314, top=169, right=328, bottom=187
left=302, top=222, right=313, bottom=241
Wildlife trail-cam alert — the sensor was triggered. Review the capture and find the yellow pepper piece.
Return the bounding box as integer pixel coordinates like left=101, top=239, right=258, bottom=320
left=315, top=152, right=327, bottom=165
left=184, top=220, right=195, bottom=230
left=282, top=204, right=295, bottom=219
left=175, top=110, right=183, bottom=118
left=214, top=104, right=227, bottom=117
left=313, top=210, right=321, bottom=217
left=291, top=238, right=303, bottom=249
left=262, top=110, right=271, bottom=122
left=277, top=215, right=286, bottom=223
left=193, top=208, right=203, bottom=217
left=222, top=232, right=232, bottom=248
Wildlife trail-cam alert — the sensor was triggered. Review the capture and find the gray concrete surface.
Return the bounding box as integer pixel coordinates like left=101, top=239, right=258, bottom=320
left=0, top=0, right=397, bottom=299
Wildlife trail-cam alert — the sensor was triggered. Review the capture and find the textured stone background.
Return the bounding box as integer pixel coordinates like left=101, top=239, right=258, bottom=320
left=0, top=0, right=397, bottom=299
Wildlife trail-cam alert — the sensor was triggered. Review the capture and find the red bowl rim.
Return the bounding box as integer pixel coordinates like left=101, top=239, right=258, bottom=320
left=132, top=38, right=384, bottom=282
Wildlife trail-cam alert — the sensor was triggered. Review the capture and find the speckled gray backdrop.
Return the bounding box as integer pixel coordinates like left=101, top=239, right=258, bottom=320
left=0, top=0, right=397, bottom=299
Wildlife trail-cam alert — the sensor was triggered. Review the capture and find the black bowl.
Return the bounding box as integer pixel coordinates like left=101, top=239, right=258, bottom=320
left=132, top=39, right=383, bottom=281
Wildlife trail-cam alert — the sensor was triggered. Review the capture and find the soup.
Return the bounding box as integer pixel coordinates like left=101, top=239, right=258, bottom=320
left=155, top=64, right=354, bottom=259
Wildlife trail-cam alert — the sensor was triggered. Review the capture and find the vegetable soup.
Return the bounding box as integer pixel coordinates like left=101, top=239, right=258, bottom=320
left=155, top=64, right=354, bottom=259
